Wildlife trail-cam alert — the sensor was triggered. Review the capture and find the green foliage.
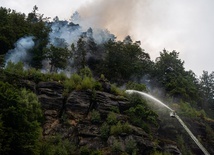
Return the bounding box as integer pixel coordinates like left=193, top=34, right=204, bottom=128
left=81, top=76, right=94, bottom=90
left=44, top=44, right=71, bottom=72
left=27, top=68, right=46, bottom=82
left=40, top=135, right=76, bottom=155
left=126, top=94, right=158, bottom=132
left=102, top=38, right=152, bottom=83
left=111, top=139, right=122, bottom=153
left=111, top=84, right=125, bottom=96
left=0, top=81, right=42, bottom=155
left=5, top=61, right=25, bottom=75
left=79, top=67, right=93, bottom=78
left=91, top=109, right=101, bottom=124
left=0, top=6, right=50, bottom=67
left=63, top=74, right=82, bottom=93
left=179, top=102, right=207, bottom=118
left=80, top=146, right=90, bottom=155
left=125, top=137, right=137, bottom=155
left=110, top=121, right=132, bottom=135
left=100, top=122, right=110, bottom=139
left=151, top=151, right=171, bottom=155
left=110, top=106, right=120, bottom=113
left=153, top=49, right=200, bottom=103
left=72, top=37, right=87, bottom=71
left=107, top=112, right=118, bottom=125
left=205, top=124, right=214, bottom=145
left=126, top=81, right=147, bottom=92
left=176, top=135, right=193, bottom=155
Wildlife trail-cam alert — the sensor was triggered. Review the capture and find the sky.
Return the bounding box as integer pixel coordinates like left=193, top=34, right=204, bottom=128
left=1, top=0, right=214, bottom=76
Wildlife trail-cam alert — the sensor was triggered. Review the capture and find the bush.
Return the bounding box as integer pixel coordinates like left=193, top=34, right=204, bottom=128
left=100, top=122, right=110, bottom=139
left=107, top=112, right=117, bottom=125
left=81, top=77, right=94, bottom=90
left=0, top=82, right=42, bottom=155
left=40, top=135, right=76, bottom=155
left=93, top=81, right=102, bottom=91
left=126, top=81, right=147, bottom=92
left=80, top=146, right=90, bottom=155
left=111, top=84, right=125, bottom=96
left=110, top=121, right=132, bottom=135
left=91, top=109, right=101, bottom=124
left=5, top=61, right=25, bottom=76
left=126, top=104, right=157, bottom=128
left=111, top=139, right=122, bottom=153
left=63, top=73, right=82, bottom=92
left=179, top=102, right=207, bottom=118
left=79, top=67, right=93, bottom=78
left=125, top=137, right=137, bottom=154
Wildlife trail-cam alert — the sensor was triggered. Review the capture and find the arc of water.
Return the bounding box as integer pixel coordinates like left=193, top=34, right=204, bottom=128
left=125, top=90, right=210, bottom=155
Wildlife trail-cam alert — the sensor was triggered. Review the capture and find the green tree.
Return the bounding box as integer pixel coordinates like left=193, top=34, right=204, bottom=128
left=27, top=6, right=50, bottom=69
left=0, top=82, right=42, bottom=155
left=0, top=6, right=50, bottom=68
left=73, top=37, right=87, bottom=70
left=0, top=7, right=29, bottom=55
left=44, top=44, right=71, bottom=72
left=153, top=49, right=199, bottom=102
left=199, top=71, right=214, bottom=117
left=102, top=37, right=151, bottom=84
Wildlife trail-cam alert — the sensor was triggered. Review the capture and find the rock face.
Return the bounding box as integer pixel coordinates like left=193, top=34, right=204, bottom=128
left=34, top=81, right=213, bottom=155
left=37, top=81, right=64, bottom=136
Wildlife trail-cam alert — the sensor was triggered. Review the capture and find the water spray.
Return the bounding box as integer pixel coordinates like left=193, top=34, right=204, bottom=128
left=125, top=90, right=210, bottom=155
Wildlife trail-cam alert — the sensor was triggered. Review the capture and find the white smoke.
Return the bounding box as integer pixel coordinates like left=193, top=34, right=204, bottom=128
left=4, top=12, right=116, bottom=72
left=49, top=13, right=115, bottom=48
left=49, top=20, right=82, bottom=47
left=5, top=36, right=35, bottom=66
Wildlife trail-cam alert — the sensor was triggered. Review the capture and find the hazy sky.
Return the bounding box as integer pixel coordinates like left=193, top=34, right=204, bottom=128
left=1, top=0, right=214, bottom=76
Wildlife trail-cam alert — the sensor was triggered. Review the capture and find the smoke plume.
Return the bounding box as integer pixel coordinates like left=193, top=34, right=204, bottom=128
left=78, top=0, right=141, bottom=40
left=5, top=36, right=35, bottom=66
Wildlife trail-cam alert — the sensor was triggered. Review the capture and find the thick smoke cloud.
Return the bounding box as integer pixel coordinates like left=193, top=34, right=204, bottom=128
left=2, top=0, right=214, bottom=75
left=78, top=0, right=214, bottom=76
left=78, top=0, right=140, bottom=40
left=5, top=36, right=35, bottom=66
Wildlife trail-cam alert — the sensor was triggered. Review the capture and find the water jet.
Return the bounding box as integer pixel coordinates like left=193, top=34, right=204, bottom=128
left=125, top=90, right=210, bottom=155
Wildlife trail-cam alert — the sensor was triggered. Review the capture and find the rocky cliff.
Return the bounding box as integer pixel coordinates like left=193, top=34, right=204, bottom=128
left=19, top=80, right=214, bottom=154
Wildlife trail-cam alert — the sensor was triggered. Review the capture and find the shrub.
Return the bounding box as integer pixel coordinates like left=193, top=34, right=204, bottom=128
left=5, top=61, right=25, bottom=76
left=27, top=68, right=45, bottom=82
left=91, top=109, right=101, bottom=124
left=110, top=121, right=132, bottom=135
left=110, top=106, right=120, bottom=113
left=81, top=77, right=94, bottom=90
left=49, top=72, right=67, bottom=82
left=79, top=67, right=93, bottom=78
left=80, top=146, right=90, bottom=155
left=111, top=84, right=125, bottom=96
left=63, top=73, right=82, bottom=92
left=125, top=137, right=137, bottom=154
left=71, top=73, right=82, bottom=84
left=107, top=112, right=117, bottom=125
left=126, top=104, right=157, bottom=128
left=126, top=81, right=147, bottom=92
left=100, top=122, right=110, bottom=139
left=179, top=102, right=207, bottom=118
left=111, top=139, right=122, bottom=153
left=0, top=83, right=42, bottom=155
left=40, top=135, right=76, bottom=155
left=152, top=151, right=171, bottom=155
left=93, top=81, right=102, bottom=91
